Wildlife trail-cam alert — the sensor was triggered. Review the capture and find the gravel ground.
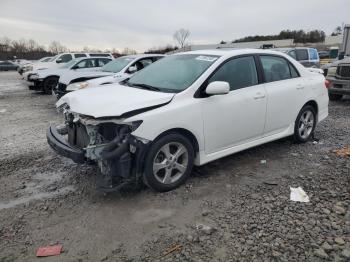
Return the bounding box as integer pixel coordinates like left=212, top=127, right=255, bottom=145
left=0, top=71, right=349, bottom=262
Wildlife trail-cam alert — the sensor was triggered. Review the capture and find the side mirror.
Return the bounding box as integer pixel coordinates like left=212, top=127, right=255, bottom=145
left=128, top=65, right=137, bottom=74
left=205, top=81, right=230, bottom=95
left=56, top=58, right=63, bottom=63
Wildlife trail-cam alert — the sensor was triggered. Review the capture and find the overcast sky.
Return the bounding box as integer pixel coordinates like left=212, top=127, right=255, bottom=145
left=0, top=0, right=348, bottom=52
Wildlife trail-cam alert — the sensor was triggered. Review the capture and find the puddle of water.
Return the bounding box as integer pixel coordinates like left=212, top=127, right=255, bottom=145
left=0, top=186, right=75, bottom=210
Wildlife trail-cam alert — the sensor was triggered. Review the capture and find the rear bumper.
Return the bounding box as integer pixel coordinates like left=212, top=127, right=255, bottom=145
left=46, top=126, right=85, bottom=163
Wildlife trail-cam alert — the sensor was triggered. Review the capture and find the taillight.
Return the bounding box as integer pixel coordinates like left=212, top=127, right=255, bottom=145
left=325, top=79, right=332, bottom=89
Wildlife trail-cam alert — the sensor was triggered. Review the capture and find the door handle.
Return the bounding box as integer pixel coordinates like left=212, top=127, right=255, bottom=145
left=253, top=92, right=265, bottom=99
left=296, top=84, right=305, bottom=90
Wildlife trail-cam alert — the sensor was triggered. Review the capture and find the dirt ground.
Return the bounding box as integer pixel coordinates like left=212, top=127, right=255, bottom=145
left=0, top=71, right=349, bottom=262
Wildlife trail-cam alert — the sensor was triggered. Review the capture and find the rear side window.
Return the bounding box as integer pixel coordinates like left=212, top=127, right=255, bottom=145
left=260, top=55, right=297, bottom=82
left=308, top=49, right=319, bottom=61
left=287, top=50, right=297, bottom=60
left=74, top=54, right=87, bottom=58
left=58, top=54, right=72, bottom=63
left=89, top=53, right=111, bottom=57
left=295, top=49, right=309, bottom=61
left=209, top=56, right=258, bottom=91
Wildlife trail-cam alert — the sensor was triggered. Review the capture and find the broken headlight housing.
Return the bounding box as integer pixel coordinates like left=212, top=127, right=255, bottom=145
left=66, top=82, right=89, bottom=91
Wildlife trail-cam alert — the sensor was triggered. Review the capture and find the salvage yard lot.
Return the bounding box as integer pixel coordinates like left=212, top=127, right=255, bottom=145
left=0, top=71, right=349, bottom=261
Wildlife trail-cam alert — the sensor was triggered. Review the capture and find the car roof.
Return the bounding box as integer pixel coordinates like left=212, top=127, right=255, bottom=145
left=121, top=54, right=165, bottom=59
left=175, top=48, right=293, bottom=58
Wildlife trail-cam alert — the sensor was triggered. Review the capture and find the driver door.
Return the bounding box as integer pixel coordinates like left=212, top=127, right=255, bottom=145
left=200, top=56, right=267, bottom=154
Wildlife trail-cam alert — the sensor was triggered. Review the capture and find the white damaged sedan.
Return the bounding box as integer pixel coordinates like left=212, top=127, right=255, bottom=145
left=47, top=49, right=328, bottom=192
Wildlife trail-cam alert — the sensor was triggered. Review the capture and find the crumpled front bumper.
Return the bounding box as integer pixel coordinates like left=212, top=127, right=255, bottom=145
left=46, top=126, right=85, bottom=163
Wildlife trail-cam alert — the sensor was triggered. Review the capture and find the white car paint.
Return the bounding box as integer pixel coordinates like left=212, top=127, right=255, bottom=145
left=27, top=57, right=112, bottom=82
left=59, top=54, right=165, bottom=89
left=58, top=49, right=328, bottom=167
left=23, top=52, right=113, bottom=78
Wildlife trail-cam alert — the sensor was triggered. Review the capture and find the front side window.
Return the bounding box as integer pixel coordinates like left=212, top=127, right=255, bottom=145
left=295, top=49, right=309, bottom=61
left=208, top=56, right=258, bottom=91
left=58, top=54, right=72, bottom=63
left=75, top=59, right=94, bottom=68
left=129, top=58, right=154, bottom=72
left=60, top=59, right=78, bottom=69
left=127, top=54, right=219, bottom=93
left=260, top=55, right=295, bottom=82
left=101, top=57, right=134, bottom=73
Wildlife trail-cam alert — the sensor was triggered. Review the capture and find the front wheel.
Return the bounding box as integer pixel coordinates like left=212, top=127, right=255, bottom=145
left=143, top=133, right=194, bottom=192
left=43, top=76, right=59, bottom=95
left=294, top=105, right=317, bottom=143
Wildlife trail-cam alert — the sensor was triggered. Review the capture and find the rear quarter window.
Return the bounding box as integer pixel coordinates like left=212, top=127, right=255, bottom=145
left=308, top=49, right=319, bottom=61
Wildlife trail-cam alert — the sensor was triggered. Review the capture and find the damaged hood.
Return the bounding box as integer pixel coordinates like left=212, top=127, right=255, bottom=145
left=56, top=84, right=175, bottom=118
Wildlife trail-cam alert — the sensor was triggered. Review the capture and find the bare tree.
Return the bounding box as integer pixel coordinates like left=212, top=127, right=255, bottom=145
left=49, top=41, right=68, bottom=54
left=122, top=47, right=137, bottom=55
left=173, top=28, right=190, bottom=48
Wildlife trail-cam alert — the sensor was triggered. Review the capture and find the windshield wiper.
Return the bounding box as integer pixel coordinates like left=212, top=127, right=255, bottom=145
left=128, top=83, right=161, bottom=91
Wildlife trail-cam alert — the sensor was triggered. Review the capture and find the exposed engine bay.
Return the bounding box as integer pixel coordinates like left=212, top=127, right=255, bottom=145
left=53, top=105, right=149, bottom=191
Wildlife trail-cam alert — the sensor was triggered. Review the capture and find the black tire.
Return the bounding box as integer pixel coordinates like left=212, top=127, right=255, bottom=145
left=329, top=93, right=342, bottom=101
left=43, top=76, right=59, bottom=95
left=294, top=105, right=317, bottom=143
left=143, top=133, right=194, bottom=192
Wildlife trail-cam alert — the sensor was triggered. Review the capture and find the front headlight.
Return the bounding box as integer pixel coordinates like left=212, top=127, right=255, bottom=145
left=30, top=73, right=39, bottom=80
left=24, top=65, right=33, bottom=72
left=327, top=66, right=337, bottom=77
left=66, top=82, right=89, bottom=91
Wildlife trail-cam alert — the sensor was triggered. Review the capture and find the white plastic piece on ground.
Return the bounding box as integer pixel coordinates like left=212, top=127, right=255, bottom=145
left=260, top=160, right=267, bottom=164
left=290, top=187, right=310, bottom=202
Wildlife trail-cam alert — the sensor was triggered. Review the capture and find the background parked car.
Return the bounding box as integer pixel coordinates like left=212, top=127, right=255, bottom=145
left=27, top=57, right=112, bottom=94
left=318, top=50, right=330, bottom=59
left=54, top=54, right=164, bottom=99
left=18, top=56, right=52, bottom=75
left=0, top=61, right=19, bottom=71
left=275, top=47, right=320, bottom=68
left=325, top=56, right=350, bottom=100
left=23, top=52, right=114, bottom=74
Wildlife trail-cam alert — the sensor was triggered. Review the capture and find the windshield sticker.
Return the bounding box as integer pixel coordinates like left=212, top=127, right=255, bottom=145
left=196, top=56, right=218, bottom=62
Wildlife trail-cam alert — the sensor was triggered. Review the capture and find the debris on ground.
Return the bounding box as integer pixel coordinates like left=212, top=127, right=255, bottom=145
left=334, top=146, right=350, bottom=157
left=158, top=244, right=182, bottom=259
left=36, top=245, right=62, bottom=257
left=260, top=160, right=267, bottom=164
left=196, top=223, right=217, bottom=235
left=290, top=187, right=310, bottom=202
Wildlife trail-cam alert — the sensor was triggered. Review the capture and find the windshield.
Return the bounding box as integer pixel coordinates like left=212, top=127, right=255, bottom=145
left=59, top=59, right=78, bottom=69
left=127, top=54, right=219, bottom=93
left=101, top=57, right=134, bottom=73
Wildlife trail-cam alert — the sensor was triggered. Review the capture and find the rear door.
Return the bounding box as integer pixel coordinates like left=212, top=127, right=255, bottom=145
left=201, top=55, right=267, bottom=154
left=259, top=55, right=305, bottom=136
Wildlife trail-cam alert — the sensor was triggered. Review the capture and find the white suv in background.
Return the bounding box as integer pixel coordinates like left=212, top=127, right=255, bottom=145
left=47, top=49, right=328, bottom=192
left=27, top=57, right=113, bottom=94
left=54, top=54, right=164, bottom=99
left=22, top=52, right=113, bottom=74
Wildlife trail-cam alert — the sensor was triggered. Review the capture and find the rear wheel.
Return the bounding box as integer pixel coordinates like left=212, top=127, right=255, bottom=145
left=143, top=133, right=194, bottom=192
left=43, top=76, right=59, bottom=95
left=294, top=105, right=317, bottom=143
left=329, top=93, right=342, bottom=101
